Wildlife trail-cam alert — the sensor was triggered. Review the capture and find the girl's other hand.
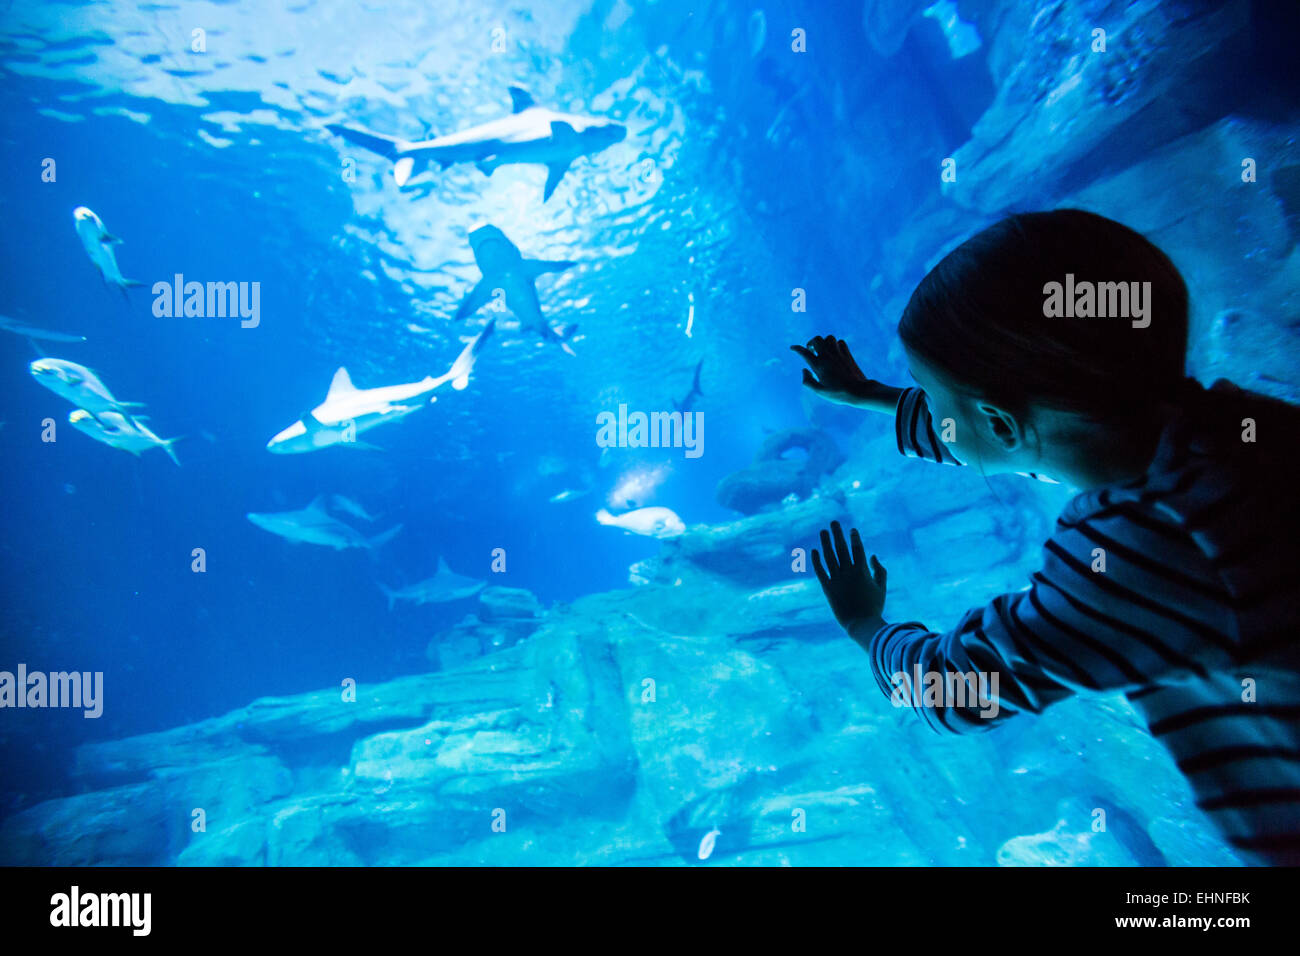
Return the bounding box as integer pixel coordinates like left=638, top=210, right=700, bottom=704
left=812, top=521, right=888, bottom=644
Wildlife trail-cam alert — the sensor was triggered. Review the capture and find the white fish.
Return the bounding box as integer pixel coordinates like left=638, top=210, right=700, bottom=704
left=30, top=358, right=144, bottom=416
left=596, top=506, right=685, bottom=539
left=378, top=556, right=486, bottom=610
left=73, top=206, right=142, bottom=295
left=327, top=86, right=627, bottom=200
left=247, top=496, right=402, bottom=551
left=266, top=319, right=494, bottom=454
left=0, top=315, right=86, bottom=342
left=68, top=409, right=181, bottom=466
left=456, top=224, right=577, bottom=354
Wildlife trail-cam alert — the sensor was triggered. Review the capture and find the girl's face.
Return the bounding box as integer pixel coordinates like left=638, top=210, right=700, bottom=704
left=903, top=347, right=1035, bottom=476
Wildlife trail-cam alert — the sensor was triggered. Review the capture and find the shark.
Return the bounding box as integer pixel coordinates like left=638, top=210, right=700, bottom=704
left=267, top=319, right=494, bottom=454
left=673, top=359, right=704, bottom=413
left=456, top=224, right=578, bottom=355
left=0, top=315, right=86, bottom=343
left=73, top=206, right=142, bottom=296
left=68, top=409, right=181, bottom=466
left=326, top=86, right=627, bottom=200
left=378, top=556, right=486, bottom=610
left=247, top=496, right=402, bottom=551
left=30, top=358, right=146, bottom=416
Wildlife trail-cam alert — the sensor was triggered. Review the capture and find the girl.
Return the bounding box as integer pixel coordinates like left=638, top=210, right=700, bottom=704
left=793, top=209, right=1300, bottom=865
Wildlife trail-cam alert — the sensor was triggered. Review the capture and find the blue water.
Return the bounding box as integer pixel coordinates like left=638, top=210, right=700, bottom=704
left=0, top=0, right=1296, bottom=865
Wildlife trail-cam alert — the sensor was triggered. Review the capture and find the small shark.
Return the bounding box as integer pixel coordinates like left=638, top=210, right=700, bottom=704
left=247, top=496, right=402, bottom=551
left=456, top=225, right=577, bottom=354
left=596, top=506, right=686, bottom=539
left=378, top=556, right=486, bottom=610
left=267, top=319, right=494, bottom=454
left=326, top=86, right=627, bottom=200
left=30, top=358, right=145, bottom=416
left=68, top=409, right=181, bottom=466
left=73, top=207, right=142, bottom=296
left=673, top=359, right=704, bottom=413
left=0, top=315, right=86, bottom=343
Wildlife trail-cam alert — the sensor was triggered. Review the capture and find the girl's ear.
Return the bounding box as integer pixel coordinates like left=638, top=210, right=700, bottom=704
left=975, top=402, right=1022, bottom=451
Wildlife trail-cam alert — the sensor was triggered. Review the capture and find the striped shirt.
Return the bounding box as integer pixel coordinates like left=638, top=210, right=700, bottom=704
left=874, top=380, right=1300, bottom=865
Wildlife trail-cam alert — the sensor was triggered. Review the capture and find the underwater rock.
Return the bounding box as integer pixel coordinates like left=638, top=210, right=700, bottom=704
left=715, top=428, right=845, bottom=516
left=949, top=0, right=1251, bottom=214
left=425, top=586, right=547, bottom=668
left=478, top=585, right=544, bottom=622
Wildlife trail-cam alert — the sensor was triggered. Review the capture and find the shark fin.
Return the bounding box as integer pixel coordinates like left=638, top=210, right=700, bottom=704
left=101, top=232, right=123, bottom=245
left=301, top=409, right=325, bottom=432
left=549, top=120, right=578, bottom=141
left=325, top=124, right=403, bottom=160
left=326, top=367, right=357, bottom=399
left=343, top=440, right=385, bottom=451
left=524, top=257, right=575, bottom=279
left=476, top=156, right=498, bottom=177
left=455, top=279, right=495, bottom=320
left=508, top=86, right=536, bottom=113
left=393, top=156, right=417, bottom=187
left=368, top=524, right=403, bottom=549
left=308, top=494, right=329, bottom=512
left=436, top=555, right=451, bottom=574
left=378, top=582, right=398, bottom=612
left=543, top=160, right=571, bottom=202
left=114, top=400, right=147, bottom=410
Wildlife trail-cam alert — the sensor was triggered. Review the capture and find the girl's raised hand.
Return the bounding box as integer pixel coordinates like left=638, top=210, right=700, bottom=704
left=791, top=336, right=872, bottom=406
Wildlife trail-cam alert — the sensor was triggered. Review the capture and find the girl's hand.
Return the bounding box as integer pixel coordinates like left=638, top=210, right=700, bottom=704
left=791, top=335, right=873, bottom=406
left=812, top=521, right=888, bottom=643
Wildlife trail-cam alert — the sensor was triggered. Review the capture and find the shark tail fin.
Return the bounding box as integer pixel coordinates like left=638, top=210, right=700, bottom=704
left=439, top=318, right=496, bottom=393
left=378, top=582, right=398, bottom=612
left=368, top=524, right=403, bottom=550
left=162, top=437, right=183, bottom=467
left=552, top=322, right=579, bottom=356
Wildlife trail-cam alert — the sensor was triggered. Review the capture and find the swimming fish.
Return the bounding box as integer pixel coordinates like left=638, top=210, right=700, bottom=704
left=327, top=86, right=627, bottom=199
left=673, top=359, right=704, bottom=413
left=378, top=556, right=486, bottom=610
left=595, top=506, right=686, bottom=539
left=73, top=206, right=142, bottom=295
left=0, top=315, right=86, bottom=343
left=29, top=358, right=145, bottom=416
left=330, top=494, right=378, bottom=523
left=456, top=224, right=577, bottom=354
left=266, top=320, right=494, bottom=454
left=68, top=409, right=181, bottom=466
left=246, top=496, right=402, bottom=551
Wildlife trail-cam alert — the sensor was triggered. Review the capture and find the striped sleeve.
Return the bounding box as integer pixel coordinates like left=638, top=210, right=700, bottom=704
left=868, top=500, right=1238, bottom=734
left=894, top=386, right=1060, bottom=483
left=895, top=387, right=964, bottom=466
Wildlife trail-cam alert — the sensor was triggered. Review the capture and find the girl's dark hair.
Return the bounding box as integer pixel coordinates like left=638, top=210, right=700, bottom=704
left=897, top=209, right=1190, bottom=424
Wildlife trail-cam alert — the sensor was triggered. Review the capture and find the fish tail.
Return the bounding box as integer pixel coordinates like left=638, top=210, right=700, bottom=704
left=163, top=437, right=183, bottom=467
left=378, top=582, right=397, bottom=612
